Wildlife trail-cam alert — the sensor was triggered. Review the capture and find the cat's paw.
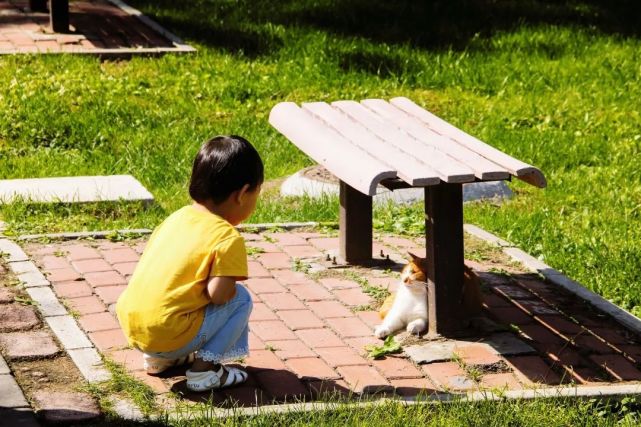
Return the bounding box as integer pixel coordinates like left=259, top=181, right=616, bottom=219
left=406, top=319, right=427, bottom=335
left=374, top=325, right=391, bottom=339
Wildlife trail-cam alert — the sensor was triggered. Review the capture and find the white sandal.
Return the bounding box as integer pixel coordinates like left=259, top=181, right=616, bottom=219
left=143, top=353, right=195, bottom=375
left=185, top=365, right=248, bottom=392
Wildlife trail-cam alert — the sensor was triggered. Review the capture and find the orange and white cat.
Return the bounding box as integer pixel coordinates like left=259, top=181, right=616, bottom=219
left=374, top=253, right=428, bottom=339
left=374, top=253, right=481, bottom=339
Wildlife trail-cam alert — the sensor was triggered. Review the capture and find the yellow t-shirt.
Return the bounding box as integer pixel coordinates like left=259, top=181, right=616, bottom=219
left=116, top=205, right=248, bottom=352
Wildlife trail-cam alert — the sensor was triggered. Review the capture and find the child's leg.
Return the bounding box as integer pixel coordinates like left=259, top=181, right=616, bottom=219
left=186, top=283, right=252, bottom=391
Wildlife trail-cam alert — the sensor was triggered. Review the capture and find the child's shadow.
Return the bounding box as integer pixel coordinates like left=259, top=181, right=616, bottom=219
left=166, top=364, right=352, bottom=407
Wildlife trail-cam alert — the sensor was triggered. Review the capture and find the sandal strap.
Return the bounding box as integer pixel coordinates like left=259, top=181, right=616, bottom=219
left=220, top=366, right=248, bottom=388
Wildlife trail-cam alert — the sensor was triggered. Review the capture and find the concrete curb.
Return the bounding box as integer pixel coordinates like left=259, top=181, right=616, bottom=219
left=1, top=236, right=111, bottom=383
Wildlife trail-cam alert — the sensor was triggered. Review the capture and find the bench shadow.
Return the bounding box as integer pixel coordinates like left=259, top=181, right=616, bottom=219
left=469, top=269, right=641, bottom=386
left=124, top=0, right=641, bottom=55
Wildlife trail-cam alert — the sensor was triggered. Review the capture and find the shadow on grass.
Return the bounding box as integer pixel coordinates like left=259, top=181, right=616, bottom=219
left=127, top=0, right=641, bottom=56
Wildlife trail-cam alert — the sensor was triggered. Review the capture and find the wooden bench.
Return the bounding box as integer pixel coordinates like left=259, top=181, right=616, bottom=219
left=30, top=0, right=70, bottom=33
left=269, top=97, right=546, bottom=337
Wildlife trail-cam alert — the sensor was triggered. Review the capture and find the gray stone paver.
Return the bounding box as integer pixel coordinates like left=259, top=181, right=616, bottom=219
left=7, top=260, right=39, bottom=275
left=0, top=331, right=60, bottom=360
left=67, top=348, right=110, bottom=383
left=0, top=355, right=10, bottom=375
left=44, top=316, right=93, bottom=350
left=17, top=271, right=49, bottom=288
left=405, top=341, right=456, bottom=364
left=25, top=287, right=67, bottom=317
left=0, top=175, right=153, bottom=204
left=31, top=391, right=101, bottom=424
left=0, top=374, right=29, bottom=407
left=0, top=239, right=29, bottom=262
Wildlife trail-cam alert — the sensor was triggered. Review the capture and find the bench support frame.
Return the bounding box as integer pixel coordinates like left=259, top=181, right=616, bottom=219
left=339, top=181, right=373, bottom=263
left=425, top=183, right=466, bottom=336
left=339, top=180, right=468, bottom=337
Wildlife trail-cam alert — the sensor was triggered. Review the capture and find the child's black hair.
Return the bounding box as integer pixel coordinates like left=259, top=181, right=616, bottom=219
left=189, top=135, right=264, bottom=204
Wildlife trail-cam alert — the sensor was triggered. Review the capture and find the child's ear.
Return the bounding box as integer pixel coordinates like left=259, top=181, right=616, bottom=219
left=235, top=184, right=251, bottom=204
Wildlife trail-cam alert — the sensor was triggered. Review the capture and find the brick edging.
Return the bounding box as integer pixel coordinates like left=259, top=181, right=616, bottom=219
left=464, top=224, right=641, bottom=336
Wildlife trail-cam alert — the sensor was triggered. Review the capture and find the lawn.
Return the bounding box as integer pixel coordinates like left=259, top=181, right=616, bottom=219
left=2, top=2, right=640, bottom=307
left=1, top=0, right=641, bottom=420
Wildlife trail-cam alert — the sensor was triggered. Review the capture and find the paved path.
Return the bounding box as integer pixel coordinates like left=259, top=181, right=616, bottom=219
left=3, top=226, right=641, bottom=419
left=0, top=0, right=193, bottom=56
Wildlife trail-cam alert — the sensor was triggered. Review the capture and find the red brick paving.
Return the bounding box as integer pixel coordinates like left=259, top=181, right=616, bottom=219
left=0, top=0, right=188, bottom=56
left=18, top=228, right=641, bottom=408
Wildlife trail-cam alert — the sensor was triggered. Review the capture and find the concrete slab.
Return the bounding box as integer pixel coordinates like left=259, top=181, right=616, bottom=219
left=281, top=169, right=513, bottom=205
left=0, top=331, right=60, bottom=360
left=31, top=391, right=101, bottom=424
left=405, top=341, right=456, bottom=364
left=67, top=348, right=111, bottom=383
left=17, top=271, right=49, bottom=288
left=0, top=175, right=153, bottom=205
left=0, top=355, right=10, bottom=375
left=0, top=239, right=29, bottom=262
left=0, top=304, right=40, bottom=331
left=25, top=287, right=67, bottom=317
left=44, top=316, right=93, bottom=350
left=0, top=374, right=29, bottom=407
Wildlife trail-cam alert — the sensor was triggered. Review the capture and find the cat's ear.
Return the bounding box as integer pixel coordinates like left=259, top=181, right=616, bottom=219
left=407, top=252, right=421, bottom=262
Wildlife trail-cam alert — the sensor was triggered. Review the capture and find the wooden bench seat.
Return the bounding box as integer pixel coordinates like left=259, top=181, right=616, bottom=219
left=269, top=97, right=546, bottom=336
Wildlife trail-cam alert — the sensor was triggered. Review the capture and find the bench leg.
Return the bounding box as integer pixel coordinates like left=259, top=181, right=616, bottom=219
left=425, top=183, right=466, bottom=336
left=50, top=0, right=70, bottom=33
left=339, top=180, right=372, bottom=263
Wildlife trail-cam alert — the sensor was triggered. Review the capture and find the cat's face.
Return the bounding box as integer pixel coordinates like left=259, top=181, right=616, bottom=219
left=400, top=252, right=428, bottom=285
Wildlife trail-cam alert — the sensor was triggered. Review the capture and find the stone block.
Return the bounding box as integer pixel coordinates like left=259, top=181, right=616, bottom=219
left=31, top=391, right=101, bottom=424
left=67, top=348, right=111, bottom=383
left=0, top=374, right=29, bottom=407
left=17, top=270, right=49, bottom=287
left=0, top=175, right=153, bottom=204
left=45, top=315, right=93, bottom=350
left=0, top=355, right=9, bottom=375
left=405, top=341, right=456, bottom=364
left=26, top=286, right=67, bottom=316
left=0, top=331, right=60, bottom=360
left=0, top=304, right=39, bottom=331
left=0, top=239, right=28, bottom=262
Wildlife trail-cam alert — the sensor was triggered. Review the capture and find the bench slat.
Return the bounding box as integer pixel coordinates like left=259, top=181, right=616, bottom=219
left=390, top=97, right=547, bottom=188
left=331, top=101, right=477, bottom=184
left=302, top=102, right=441, bottom=187
left=269, top=102, right=396, bottom=196
left=361, top=99, right=511, bottom=181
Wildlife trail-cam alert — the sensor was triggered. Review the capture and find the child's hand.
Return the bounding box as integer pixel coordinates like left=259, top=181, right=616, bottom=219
left=206, top=276, right=237, bottom=305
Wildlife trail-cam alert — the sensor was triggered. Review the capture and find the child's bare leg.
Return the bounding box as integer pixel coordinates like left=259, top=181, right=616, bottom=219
left=190, top=357, right=218, bottom=372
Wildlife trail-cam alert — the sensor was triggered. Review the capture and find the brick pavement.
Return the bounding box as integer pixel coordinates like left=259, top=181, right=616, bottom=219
left=13, top=227, right=641, bottom=408
left=0, top=0, right=193, bottom=56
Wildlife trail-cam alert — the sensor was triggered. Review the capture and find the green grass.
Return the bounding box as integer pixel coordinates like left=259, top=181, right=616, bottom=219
left=2, top=0, right=641, bottom=410
left=162, top=397, right=641, bottom=426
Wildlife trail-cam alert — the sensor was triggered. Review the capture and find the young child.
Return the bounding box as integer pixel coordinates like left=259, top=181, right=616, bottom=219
left=116, top=135, right=263, bottom=392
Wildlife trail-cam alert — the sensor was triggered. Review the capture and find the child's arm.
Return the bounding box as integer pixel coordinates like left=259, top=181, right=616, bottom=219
left=206, top=276, right=238, bottom=305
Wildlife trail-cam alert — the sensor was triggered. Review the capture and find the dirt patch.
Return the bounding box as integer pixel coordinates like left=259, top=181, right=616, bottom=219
left=302, top=165, right=339, bottom=184
left=12, top=357, right=85, bottom=396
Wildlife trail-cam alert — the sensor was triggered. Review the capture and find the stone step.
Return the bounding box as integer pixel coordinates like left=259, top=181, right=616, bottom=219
left=0, top=175, right=153, bottom=205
